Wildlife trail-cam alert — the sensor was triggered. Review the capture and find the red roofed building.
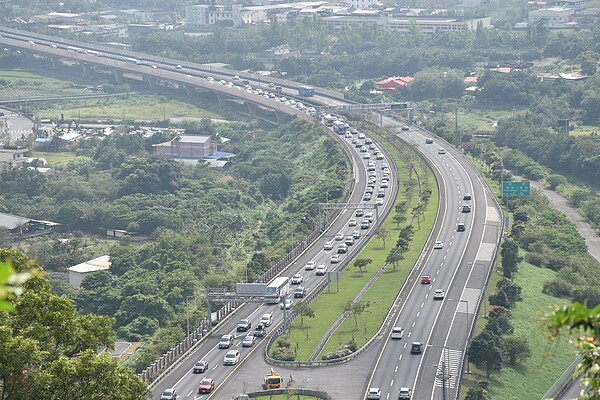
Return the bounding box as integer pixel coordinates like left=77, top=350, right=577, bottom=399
left=375, top=76, right=414, bottom=93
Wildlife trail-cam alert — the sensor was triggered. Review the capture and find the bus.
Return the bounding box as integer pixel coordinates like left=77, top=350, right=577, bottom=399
left=332, top=120, right=347, bottom=134
left=298, top=85, right=315, bottom=97
left=266, top=277, right=290, bottom=304
left=323, top=114, right=337, bottom=126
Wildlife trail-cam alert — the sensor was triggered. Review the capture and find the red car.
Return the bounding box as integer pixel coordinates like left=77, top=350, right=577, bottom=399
left=198, top=378, right=215, bottom=394
left=421, top=275, right=432, bottom=284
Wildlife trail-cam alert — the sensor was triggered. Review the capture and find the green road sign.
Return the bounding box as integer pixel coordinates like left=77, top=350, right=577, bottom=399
left=390, top=103, right=408, bottom=110
left=502, top=181, right=531, bottom=197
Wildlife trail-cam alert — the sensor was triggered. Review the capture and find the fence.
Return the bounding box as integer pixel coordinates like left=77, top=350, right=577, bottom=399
left=542, top=356, right=581, bottom=400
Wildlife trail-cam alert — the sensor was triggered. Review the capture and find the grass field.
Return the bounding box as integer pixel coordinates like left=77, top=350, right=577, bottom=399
left=273, top=127, right=438, bottom=361
left=252, top=395, right=318, bottom=399
left=461, top=263, right=578, bottom=400
left=30, top=151, right=90, bottom=168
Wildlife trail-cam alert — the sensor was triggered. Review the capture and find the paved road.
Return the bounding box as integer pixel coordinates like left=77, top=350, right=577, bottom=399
left=1, top=108, right=33, bottom=141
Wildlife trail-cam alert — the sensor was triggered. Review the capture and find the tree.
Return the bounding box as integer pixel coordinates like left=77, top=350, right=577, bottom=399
left=343, top=300, right=370, bottom=331
left=502, top=336, right=531, bottom=365
left=386, top=251, right=404, bottom=271
left=464, top=386, right=489, bottom=400
left=293, top=303, right=315, bottom=328
left=468, top=329, right=504, bottom=378
left=353, top=258, right=372, bottom=276
left=376, top=227, right=391, bottom=248
left=500, top=239, right=522, bottom=279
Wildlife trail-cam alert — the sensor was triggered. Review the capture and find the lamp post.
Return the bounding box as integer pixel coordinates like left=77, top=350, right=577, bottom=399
left=185, top=295, right=196, bottom=337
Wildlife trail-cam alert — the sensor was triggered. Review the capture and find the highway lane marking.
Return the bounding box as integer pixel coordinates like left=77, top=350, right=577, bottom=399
left=436, top=269, right=440, bottom=274
left=395, top=366, right=398, bottom=373
left=390, top=379, right=394, bottom=386
left=416, top=312, right=420, bottom=318
left=412, top=321, right=416, bottom=327
left=421, top=302, right=424, bottom=308
left=407, top=332, right=411, bottom=338
left=187, top=390, right=193, bottom=397
left=386, top=394, right=390, bottom=400
left=211, top=364, right=217, bottom=371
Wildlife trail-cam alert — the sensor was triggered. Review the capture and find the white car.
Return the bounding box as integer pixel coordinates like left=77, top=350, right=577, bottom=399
left=334, top=232, right=344, bottom=241
left=315, top=264, right=327, bottom=275
left=305, top=260, right=316, bottom=270
left=433, top=289, right=446, bottom=300
left=380, top=180, right=389, bottom=188
left=391, top=326, right=404, bottom=340
left=438, top=148, right=446, bottom=154
left=367, top=387, right=381, bottom=399
left=324, top=241, right=333, bottom=250
left=223, top=349, right=240, bottom=365
left=363, top=153, right=371, bottom=159
left=376, top=198, right=384, bottom=206
left=398, top=387, right=412, bottom=399
left=291, top=274, right=303, bottom=284
left=330, top=254, right=341, bottom=263
left=433, top=240, right=444, bottom=249
left=348, top=218, right=357, bottom=226
left=260, top=313, right=273, bottom=326
left=358, top=132, right=366, bottom=139
left=280, top=298, right=293, bottom=309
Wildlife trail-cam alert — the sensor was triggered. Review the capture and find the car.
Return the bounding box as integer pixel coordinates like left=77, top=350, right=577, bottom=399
left=305, top=260, right=316, bottom=270
left=365, top=138, right=373, bottom=144
left=381, top=180, right=389, bottom=188
left=345, top=132, right=353, bottom=138
left=391, top=326, right=404, bottom=340
left=344, top=236, right=354, bottom=246
left=280, top=298, right=293, bottom=309
left=438, top=148, right=446, bottom=154
left=367, top=387, right=382, bottom=399
left=363, top=193, right=372, bottom=201
left=366, top=186, right=374, bottom=195
left=376, top=198, right=384, bottom=206
left=433, top=289, right=445, bottom=300
left=398, top=387, right=412, bottom=399
left=240, top=334, right=255, bottom=347
left=236, top=319, right=251, bottom=332
left=457, top=223, right=466, bottom=232
left=175, top=64, right=182, bottom=69
left=291, top=274, right=303, bottom=284
left=353, top=230, right=361, bottom=239
left=463, top=193, right=472, bottom=200
left=425, top=138, right=434, bottom=144
left=352, top=138, right=359, bottom=145
left=260, top=313, right=273, bottom=326
left=223, top=350, right=240, bottom=365
left=355, top=141, right=363, bottom=148
left=360, top=145, right=368, bottom=153
left=421, top=275, right=432, bottom=284
left=294, top=286, right=306, bottom=298
left=377, top=189, right=385, bottom=198
left=330, top=254, right=341, bottom=263
left=365, top=212, right=374, bottom=222
left=402, top=125, right=410, bottom=131
left=358, top=132, right=366, bottom=139
left=334, top=232, right=344, bottom=241
left=316, top=264, right=327, bottom=275
left=27, top=40, right=35, bottom=44
left=433, top=240, right=444, bottom=249
left=348, top=218, right=357, bottom=226
left=253, top=323, right=266, bottom=337
left=161, top=388, right=177, bottom=400
left=193, top=360, right=208, bottom=373
left=363, top=153, right=371, bottom=159
left=356, top=209, right=365, bottom=217
left=337, top=244, right=347, bottom=254
left=198, top=378, right=215, bottom=394
left=360, top=221, right=370, bottom=230
left=462, top=204, right=471, bottom=213
left=324, top=241, right=333, bottom=250
left=410, top=342, right=423, bottom=354
left=218, top=334, right=233, bottom=349
left=376, top=153, right=384, bottom=160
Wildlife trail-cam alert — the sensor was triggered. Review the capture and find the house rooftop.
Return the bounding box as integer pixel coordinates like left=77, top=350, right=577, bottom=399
left=67, top=255, right=111, bottom=273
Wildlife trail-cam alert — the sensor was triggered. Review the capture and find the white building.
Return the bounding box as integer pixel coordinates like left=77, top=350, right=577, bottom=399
left=528, top=7, right=575, bottom=28
left=67, top=255, right=111, bottom=289
left=185, top=4, right=244, bottom=28
left=323, top=14, right=492, bottom=35
left=0, top=145, right=28, bottom=164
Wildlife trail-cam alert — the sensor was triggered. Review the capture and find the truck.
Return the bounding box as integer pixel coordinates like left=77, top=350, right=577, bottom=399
left=264, top=368, right=283, bottom=389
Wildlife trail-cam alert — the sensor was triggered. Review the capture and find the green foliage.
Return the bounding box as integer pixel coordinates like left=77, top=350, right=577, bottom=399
left=468, top=329, right=504, bottom=378
left=502, top=336, right=531, bottom=365
left=500, top=239, right=521, bottom=279
left=548, top=302, right=600, bottom=399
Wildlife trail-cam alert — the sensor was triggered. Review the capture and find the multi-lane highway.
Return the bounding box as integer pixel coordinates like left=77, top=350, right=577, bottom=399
left=0, top=28, right=501, bottom=400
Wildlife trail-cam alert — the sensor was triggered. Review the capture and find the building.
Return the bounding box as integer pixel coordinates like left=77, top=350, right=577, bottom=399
left=375, top=76, right=414, bottom=92
left=548, top=0, right=584, bottom=8
left=529, top=7, right=576, bottom=28
left=67, top=255, right=111, bottom=289
left=323, top=14, right=491, bottom=35
left=350, top=0, right=377, bottom=10
left=256, top=45, right=300, bottom=70
left=186, top=4, right=244, bottom=28
left=0, top=145, right=28, bottom=164
left=153, top=135, right=217, bottom=159
left=0, top=212, right=59, bottom=235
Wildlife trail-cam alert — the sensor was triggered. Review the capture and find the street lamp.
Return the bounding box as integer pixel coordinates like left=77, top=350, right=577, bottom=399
left=185, top=295, right=197, bottom=337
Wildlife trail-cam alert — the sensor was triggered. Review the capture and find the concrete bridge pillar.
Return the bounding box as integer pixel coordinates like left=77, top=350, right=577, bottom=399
left=246, top=102, right=257, bottom=118
left=110, top=68, right=123, bottom=84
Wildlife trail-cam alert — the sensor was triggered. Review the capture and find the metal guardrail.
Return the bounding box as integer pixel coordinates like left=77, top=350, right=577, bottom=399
left=233, top=388, right=331, bottom=399
left=542, top=356, right=581, bottom=400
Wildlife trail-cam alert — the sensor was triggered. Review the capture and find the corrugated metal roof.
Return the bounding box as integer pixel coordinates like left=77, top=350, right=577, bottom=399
left=67, top=255, right=111, bottom=273
left=0, top=212, right=31, bottom=230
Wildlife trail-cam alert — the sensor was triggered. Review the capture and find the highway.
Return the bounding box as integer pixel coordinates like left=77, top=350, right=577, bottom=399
left=0, top=29, right=501, bottom=400
left=364, top=122, right=501, bottom=400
